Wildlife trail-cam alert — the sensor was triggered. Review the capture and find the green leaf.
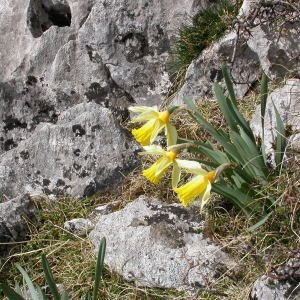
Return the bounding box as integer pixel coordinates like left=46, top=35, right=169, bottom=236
left=212, top=182, right=253, bottom=217
left=92, top=237, right=106, bottom=300
left=214, top=84, right=239, bottom=132
left=35, top=285, right=47, bottom=300
left=14, top=282, right=22, bottom=296
left=184, top=97, right=229, bottom=145
left=0, top=283, right=26, bottom=300
left=273, top=104, right=287, bottom=169
left=239, top=128, right=267, bottom=179
left=15, top=263, right=40, bottom=300
left=41, top=254, right=60, bottom=300
left=221, top=64, right=237, bottom=106
left=229, top=131, right=266, bottom=180
left=260, top=73, right=269, bottom=127
left=247, top=212, right=272, bottom=232
left=61, top=291, right=70, bottom=300
left=260, top=73, right=269, bottom=165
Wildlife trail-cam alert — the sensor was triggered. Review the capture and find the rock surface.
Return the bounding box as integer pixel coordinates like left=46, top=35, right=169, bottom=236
left=0, top=0, right=208, bottom=200
left=0, top=0, right=203, bottom=106
left=0, top=102, right=140, bottom=199
left=172, top=0, right=300, bottom=105
left=250, top=78, right=300, bottom=163
left=0, top=194, right=36, bottom=257
left=89, top=196, right=234, bottom=294
left=250, top=252, right=300, bottom=300
left=172, top=31, right=261, bottom=105
left=64, top=218, right=93, bottom=236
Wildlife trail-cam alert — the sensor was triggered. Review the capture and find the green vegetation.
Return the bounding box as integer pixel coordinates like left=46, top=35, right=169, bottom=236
left=171, top=0, right=240, bottom=72
left=179, top=65, right=288, bottom=229
left=0, top=237, right=106, bottom=300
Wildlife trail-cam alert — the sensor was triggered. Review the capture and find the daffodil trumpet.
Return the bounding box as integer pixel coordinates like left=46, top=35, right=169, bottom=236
left=174, top=162, right=233, bottom=209
left=129, top=105, right=178, bottom=146
left=139, top=144, right=204, bottom=188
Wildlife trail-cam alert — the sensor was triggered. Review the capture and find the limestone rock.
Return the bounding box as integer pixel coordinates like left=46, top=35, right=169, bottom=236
left=0, top=102, right=140, bottom=199
left=250, top=252, right=300, bottom=300
left=89, top=195, right=234, bottom=294
left=172, top=31, right=260, bottom=105
left=244, top=1, right=300, bottom=80
left=77, top=0, right=203, bottom=106
left=172, top=0, right=300, bottom=106
left=64, top=218, right=93, bottom=236
left=88, top=201, right=121, bottom=221
left=250, top=79, right=300, bottom=163
left=0, top=0, right=204, bottom=107
left=0, top=194, right=36, bottom=257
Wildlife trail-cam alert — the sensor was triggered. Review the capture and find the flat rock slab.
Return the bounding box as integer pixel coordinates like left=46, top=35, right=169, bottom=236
left=89, top=195, right=234, bottom=294
left=0, top=102, right=140, bottom=199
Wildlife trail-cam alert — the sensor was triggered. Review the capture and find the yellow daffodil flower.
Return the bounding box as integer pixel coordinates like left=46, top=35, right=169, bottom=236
left=140, top=144, right=202, bottom=188
left=174, top=168, right=216, bottom=208
left=129, top=105, right=178, bottom=146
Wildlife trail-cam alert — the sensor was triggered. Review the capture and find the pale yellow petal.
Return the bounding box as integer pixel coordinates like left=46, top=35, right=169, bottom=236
left=129, top=105, right=158, bottom=113
left=175, top=159, right=207, bottom=175
left=165, top=123, right=178, bottom=146
left=131, top=111, right=160, bottom=123
left=199, top=182, right=212, bottom=210
left=156, top=157, right=173, bottom=176
left=171, top=163, right=181, bottom=188
left=150, top=120, right=164, bottom=144
left=139, top=145, right=165, bottom=156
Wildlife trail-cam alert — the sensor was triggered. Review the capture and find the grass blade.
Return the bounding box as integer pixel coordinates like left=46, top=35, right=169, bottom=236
left=212, top=182, right=252, bottom=217
left=247, top=212, right=272, bottom=232
left=15, top=263, right=40, bottom=300
left=92, top=237, right=106, bottom=300
left=41, top=254, right=60, bottom=300
left=0, top=284, right=26, bottom=300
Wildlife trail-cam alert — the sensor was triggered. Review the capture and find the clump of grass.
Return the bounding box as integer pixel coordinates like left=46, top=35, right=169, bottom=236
left=171, top=0, right=240, bottom=72
left=165, top=0, right=242, bottom=103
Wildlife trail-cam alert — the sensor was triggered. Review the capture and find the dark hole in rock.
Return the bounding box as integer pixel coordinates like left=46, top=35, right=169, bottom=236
left=27, top=0, right=72, bottom=38
left=3, top=116, right=27, bottom=132
left=72, top=124, right=86, bottom=137
left=4, top=139, right=18, bottom=151
left=26, top=75, right=38, bottom=86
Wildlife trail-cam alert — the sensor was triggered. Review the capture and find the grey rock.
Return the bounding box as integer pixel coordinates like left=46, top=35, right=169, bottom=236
left=250, top=79, right=300, bottom=163
left=0, top=102, right=140, bottom=199
left=89, top=195, right=234, bottom=294
left=89, top=201, right=121, bottom=221
left=0, top=194, right=36, bottom=257
left=64, top=218, right=93, bottom=236
left=77, top=0, right=203, bottom=106
left=172, top=0, right=300, bottom=106
left=244, top=1, right=300, bottom=80
left=1, top=0, right=204, bottom=106
left=250, top=252, right=300, bottom=300
left=172, top=31, right=260, bottom=105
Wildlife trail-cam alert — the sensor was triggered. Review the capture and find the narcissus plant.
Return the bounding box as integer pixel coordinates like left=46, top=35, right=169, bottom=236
left=129, top=105, right=178, bottom=146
